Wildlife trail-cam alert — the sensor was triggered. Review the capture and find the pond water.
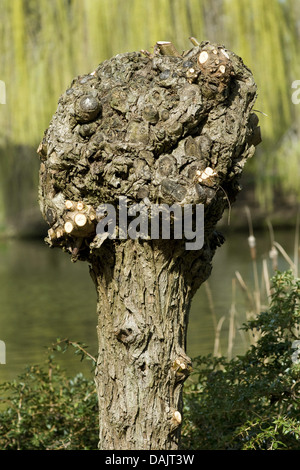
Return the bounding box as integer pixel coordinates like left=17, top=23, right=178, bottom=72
left=0, top=226, right=297, bottom=383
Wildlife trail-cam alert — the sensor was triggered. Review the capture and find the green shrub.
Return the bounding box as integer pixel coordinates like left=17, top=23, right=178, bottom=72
left=0, top=342, right=98, bottom=450
left=182, top=270, right=300, bottom=450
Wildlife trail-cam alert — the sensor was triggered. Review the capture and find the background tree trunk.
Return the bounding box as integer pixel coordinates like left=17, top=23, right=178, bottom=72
left=38, top=40, right=260, bottom=449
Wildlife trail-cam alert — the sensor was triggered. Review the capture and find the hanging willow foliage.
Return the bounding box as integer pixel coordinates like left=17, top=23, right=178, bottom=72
left=0, top=0, right=299, bottom=228
left=222, top=0, right=300, bottom=206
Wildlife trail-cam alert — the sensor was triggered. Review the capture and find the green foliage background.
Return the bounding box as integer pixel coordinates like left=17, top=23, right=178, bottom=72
left=0, top=0, right=300, bottom=231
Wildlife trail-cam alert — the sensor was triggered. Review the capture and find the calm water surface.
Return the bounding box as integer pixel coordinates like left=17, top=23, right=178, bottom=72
left=0, top=227, right=297, bottom=382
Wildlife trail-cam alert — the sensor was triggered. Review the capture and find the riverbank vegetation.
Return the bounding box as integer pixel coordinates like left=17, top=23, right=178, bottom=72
left=183, top=269, right=300, bottom=450
left=0, top=269, right=299, bottom=450
left=2, top=220, right=298, bottom=450
left=0, top=0, right=300, bottom=234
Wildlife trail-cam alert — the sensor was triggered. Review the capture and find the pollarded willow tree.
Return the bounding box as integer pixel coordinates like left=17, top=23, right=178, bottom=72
left=37, top=39, right=260, bottom=450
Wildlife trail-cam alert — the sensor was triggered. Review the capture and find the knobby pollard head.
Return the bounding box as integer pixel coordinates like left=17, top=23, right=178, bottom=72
left=37, top=39, right=261, bottom=261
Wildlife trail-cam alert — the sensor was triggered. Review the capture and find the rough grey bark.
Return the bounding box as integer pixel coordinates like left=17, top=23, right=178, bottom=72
left=37, top=40, right=260, bottom=449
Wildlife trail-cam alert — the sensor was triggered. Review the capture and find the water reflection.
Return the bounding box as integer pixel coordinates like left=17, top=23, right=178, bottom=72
left=0, top=228, right=296, bottom=382
left=0, top=238, right=97, bottom=381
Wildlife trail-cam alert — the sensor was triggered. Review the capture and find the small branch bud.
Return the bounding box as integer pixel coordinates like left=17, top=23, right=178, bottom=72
left=173, top=410, right=182, bottom=424
left=172, top=356, right=192, bottom=382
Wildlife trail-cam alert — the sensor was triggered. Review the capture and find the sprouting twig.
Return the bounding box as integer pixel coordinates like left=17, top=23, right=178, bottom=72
left=52, top=338, right=97, bottom=364
left=189, top=37, right=200, bottom=46
left=253, top=109, right=268, bottom=117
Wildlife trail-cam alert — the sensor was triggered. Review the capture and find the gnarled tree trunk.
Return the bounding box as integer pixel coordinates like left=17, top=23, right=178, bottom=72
left=90, top=238, right=213, bottom=449
left=37, top=39, right=260, bottom=449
